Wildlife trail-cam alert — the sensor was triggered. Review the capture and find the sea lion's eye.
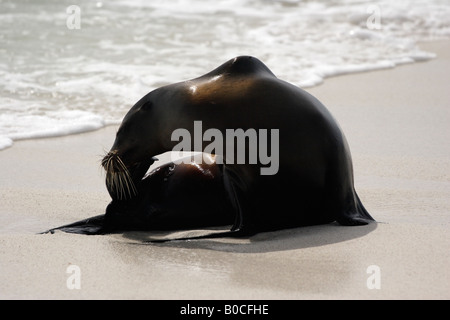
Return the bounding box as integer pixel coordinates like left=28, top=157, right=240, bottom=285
left=141, top=101, right=152, bottom=111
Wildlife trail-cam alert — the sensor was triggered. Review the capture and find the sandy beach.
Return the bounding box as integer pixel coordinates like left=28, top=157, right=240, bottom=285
left=0, top=40, right=449, bottom=300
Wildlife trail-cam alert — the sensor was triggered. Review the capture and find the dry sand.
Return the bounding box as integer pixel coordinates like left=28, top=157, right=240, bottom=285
left=0, top=41, right=449, bottom=300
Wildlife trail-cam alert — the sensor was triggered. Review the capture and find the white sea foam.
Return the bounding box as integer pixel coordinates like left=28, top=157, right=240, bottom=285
left=3, top=110, right=105, bottom=140
left=1, top=0, right=449, bottom=149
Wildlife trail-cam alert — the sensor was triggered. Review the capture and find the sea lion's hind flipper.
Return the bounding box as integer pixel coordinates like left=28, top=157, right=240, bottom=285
left=144, top=227, right=254, bottom=243
left=336, top=192, right=375, bottom=226
left=337, top=215, right=373, bottom=226
left=40, top=215, right=106, bottom=235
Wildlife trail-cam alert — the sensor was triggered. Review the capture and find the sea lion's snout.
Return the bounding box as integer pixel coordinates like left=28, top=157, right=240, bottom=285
left=101, top=150, right=138, bottom=201
left=101, top=150, right=157, bottom=201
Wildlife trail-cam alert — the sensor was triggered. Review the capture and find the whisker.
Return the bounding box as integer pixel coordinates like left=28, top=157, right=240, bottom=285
left=120, top=173, right=132, bottom=199
left=116, top=156, right=137, bottom=198
left=119, top=172, right=127, bottom=200
left=101, top=151, right=139, bottom=200
left=112, top=172, right=120, bottom=199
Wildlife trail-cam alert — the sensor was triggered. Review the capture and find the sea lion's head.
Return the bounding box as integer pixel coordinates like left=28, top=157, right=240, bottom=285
left=102, top=96, right=161, bottom=200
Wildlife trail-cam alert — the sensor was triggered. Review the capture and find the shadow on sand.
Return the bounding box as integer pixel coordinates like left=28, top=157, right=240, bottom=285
left=118, top=222, right=378, bottom=253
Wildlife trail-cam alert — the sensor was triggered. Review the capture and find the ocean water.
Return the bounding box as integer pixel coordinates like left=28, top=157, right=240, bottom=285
left=1, top=0, right=449, bottom=150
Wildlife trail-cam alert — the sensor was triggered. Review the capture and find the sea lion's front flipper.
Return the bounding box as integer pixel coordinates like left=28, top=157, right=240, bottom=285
left=41, top=215, right=106, bottom=235
left=221, top=165, right=251, bottom=232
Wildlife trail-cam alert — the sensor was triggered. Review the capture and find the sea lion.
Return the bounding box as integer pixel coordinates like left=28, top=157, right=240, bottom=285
left=99, top=55, right=374, bottom=236
left=45, top=154, right=235, bottom=235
